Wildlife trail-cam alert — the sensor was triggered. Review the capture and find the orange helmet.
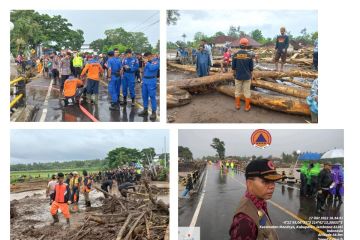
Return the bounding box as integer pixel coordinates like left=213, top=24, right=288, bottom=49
left=239, top=38, right=249, bottom=46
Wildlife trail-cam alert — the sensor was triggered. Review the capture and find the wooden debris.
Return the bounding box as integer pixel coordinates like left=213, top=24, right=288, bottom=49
left=216, top=85, right=311, bottom=116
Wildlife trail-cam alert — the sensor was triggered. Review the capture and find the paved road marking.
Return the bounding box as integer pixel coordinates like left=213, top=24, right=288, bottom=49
left=229, top=173, right=335, bottom=240
left=100, top=80, right=160, bottom=121
left=39, top=78, right=53, bottom=122
left=190, top=168, right=208, bottom=227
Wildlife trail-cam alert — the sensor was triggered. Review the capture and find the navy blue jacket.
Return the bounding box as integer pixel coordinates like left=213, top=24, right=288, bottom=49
left=275, top=34, right=289, bottom=52
left=232, top=50, right=254, bottom=80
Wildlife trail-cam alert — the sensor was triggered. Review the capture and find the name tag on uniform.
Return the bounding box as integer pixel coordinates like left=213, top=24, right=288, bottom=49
left=235, top=54, right=249, bottom=59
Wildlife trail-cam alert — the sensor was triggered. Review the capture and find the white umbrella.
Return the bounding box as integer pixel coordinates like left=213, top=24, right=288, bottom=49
left=321, top=149, right=344, bottom=159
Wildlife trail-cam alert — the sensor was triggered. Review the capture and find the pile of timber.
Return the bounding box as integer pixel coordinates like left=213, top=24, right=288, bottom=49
left=167, top=62, right=317, bottom=116
left=68, top=180, right=169, bottom=240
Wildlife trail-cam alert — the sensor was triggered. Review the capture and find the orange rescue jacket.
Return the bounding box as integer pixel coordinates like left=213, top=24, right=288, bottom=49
left=81, top=62, right=103, bottom=81
left=63, top=78, right=83, bottom=97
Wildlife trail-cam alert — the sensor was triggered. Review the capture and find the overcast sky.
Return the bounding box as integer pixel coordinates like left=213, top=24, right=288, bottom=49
left=11, top=129, right=168, bottom=164
left=168, top=10, right=318, bottom=42
left=179, top=129, right=343, bottom=159
left=37, top=10, right=159, bottom=46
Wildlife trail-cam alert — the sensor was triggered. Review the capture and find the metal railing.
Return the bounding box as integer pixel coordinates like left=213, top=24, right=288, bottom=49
left=10, top=77, right=26, bottom=109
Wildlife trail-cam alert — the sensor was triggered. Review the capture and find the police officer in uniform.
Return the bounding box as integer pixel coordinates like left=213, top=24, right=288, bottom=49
left=121, top=49, right=139, bottom=107
left=138, top=52, right=159, bottom=121
left=107, top=50, right=122, bottom=111
left=232, top=38, right=254, bottom=112
left=229, top=159, right=282, bottom=240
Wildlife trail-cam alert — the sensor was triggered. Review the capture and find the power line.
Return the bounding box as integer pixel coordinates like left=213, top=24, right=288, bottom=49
left=137, top=19, right=159, bottom=33
left=130, top=12, right=159, bottom=32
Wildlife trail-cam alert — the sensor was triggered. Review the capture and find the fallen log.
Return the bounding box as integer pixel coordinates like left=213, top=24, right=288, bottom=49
left=116, top=213, right=135, bottom=240
left=168, top=75, right=310, bottom=99
left=281, top=77, right=312, bottom=89
left=87, top=215, right=106, bottom=224
left=124, top=212, right=146, bottom=240
left=260, top=57, right=313, bottom=66
left=252, top=79, right=310, bottom=99
left=144, top=180, right=169, bottom=212
left=168, top=63, right=317, bottom=81
left=167, top=86, right=192, bottom=108
left=216, top=85, right=310, bottom=116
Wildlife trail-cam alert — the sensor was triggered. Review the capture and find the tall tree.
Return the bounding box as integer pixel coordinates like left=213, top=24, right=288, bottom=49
left=178, top=146, right=193, bottom=162
left=210, top=138, right=225, bottom=160
left=167, top=10, right=180, bottom=25
left=213, top=31, right=226, bottom=37
left=250, top=29, right=265, bottom=43
left=228, top=25, right=242, bottom=38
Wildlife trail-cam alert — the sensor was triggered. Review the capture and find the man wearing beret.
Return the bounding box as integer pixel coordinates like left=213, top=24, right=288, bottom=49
left=229, top=159, right=281, bottom=240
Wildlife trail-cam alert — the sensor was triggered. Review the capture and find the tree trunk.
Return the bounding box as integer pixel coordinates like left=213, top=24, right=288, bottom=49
left=168, top=75, right=310, bottom=99
left=252, top=79, right=310, bottom=99
left=260, top=57, right=313, bottom=66
left=167, top=86, right=192, bottom=108
left=216, top=85, right=310, bottom=116
left=168, top=62, right=318, bottom=80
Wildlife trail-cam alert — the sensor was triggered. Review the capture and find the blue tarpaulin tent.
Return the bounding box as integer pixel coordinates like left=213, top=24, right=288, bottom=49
left=298, top=152, right=322, bottom=161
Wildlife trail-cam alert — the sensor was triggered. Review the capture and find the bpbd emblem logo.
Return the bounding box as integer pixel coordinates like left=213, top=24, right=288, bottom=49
left=251, top=129, right=272, bottom=149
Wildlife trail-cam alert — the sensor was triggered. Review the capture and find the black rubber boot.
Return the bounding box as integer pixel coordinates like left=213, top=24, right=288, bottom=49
left=120, top=96, right=127, bottom=106
left=109, top=102, right=120, bottom=111
left=86, top=201, right=91, bottom=207
left=131, top=98, right=135, bottom=107
left=149, top=111, right=157, bottom=121
left=51, top=214, right=59, bottom=225
left=138, top=108, right=148, bottom=117
left=66, top=218, right=70, bottom=225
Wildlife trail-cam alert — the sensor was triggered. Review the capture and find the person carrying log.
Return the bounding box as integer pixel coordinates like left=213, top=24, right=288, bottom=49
left=274, top=26, right=289, bottom=72
left=232, top=38, right=254, bottom=111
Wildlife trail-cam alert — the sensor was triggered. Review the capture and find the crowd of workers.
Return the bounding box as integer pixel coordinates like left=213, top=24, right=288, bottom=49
left=299, top=162, right=344, bottom=212
left=46, top=166, right=143, bottom=226
left=27, top=48, right=160, bottom=121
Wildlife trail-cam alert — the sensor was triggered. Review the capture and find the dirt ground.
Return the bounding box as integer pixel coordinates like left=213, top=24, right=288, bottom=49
left=11, top=180, right=48, bottom=193
left=167, top=91, right=310, bottom=123
left=10, top=181, right=169, bottom=240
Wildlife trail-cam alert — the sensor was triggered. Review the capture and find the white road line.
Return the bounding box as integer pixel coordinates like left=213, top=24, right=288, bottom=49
left=39, top=79, right=54, bottom=122
left=189, top=168, right=208, bottom=227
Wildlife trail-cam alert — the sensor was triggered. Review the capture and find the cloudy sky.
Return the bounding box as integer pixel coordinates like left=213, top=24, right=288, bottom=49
left=168, top=10, right=318, bottom=42
left=37, top=10, right=160, bottom=46
left=179, top=129, right=343, bottom=159
left=11, top=129, right=168, bottom=164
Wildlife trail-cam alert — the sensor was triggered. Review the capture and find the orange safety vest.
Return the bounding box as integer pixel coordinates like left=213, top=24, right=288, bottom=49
left=63, top=78, right=83, bottom=97
left=54, top=183, right=68, bottom=203
left=81, top=63, right=103, bottom=81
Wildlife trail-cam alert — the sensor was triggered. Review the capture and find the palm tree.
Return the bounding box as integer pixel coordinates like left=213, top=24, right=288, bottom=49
left=181, top=33, right=187, bottom=43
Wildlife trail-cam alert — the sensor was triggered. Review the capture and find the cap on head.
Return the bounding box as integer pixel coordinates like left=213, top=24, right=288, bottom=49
left=143, top=52, right=152, bottom=57
left=239, top=38, right=249, bottom=46
left=245, top=159, right=282, bottom=181
left=72, top=171, right=78, bottom=175
left=108, top=51, right=114, bottom=57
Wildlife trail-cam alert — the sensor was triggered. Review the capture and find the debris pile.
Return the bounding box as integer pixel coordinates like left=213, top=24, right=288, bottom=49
left=11, top=180, right=169, bottom=240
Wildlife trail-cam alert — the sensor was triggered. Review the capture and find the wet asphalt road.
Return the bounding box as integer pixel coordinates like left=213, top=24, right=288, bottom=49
left=25, top=75, right=160, bottom=122
left=179, top=164, right=343, bottom=240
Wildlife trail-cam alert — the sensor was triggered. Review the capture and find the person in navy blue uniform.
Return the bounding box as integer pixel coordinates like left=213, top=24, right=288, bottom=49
left=107, top=50, right=122, bottom=111
left=138, top=52, right=159, bottom=121
left=232, top=38, right=254, bottom=112
left=274, top=27, right=289, bottom=72
left=121, top=49, right=139, bottom=106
